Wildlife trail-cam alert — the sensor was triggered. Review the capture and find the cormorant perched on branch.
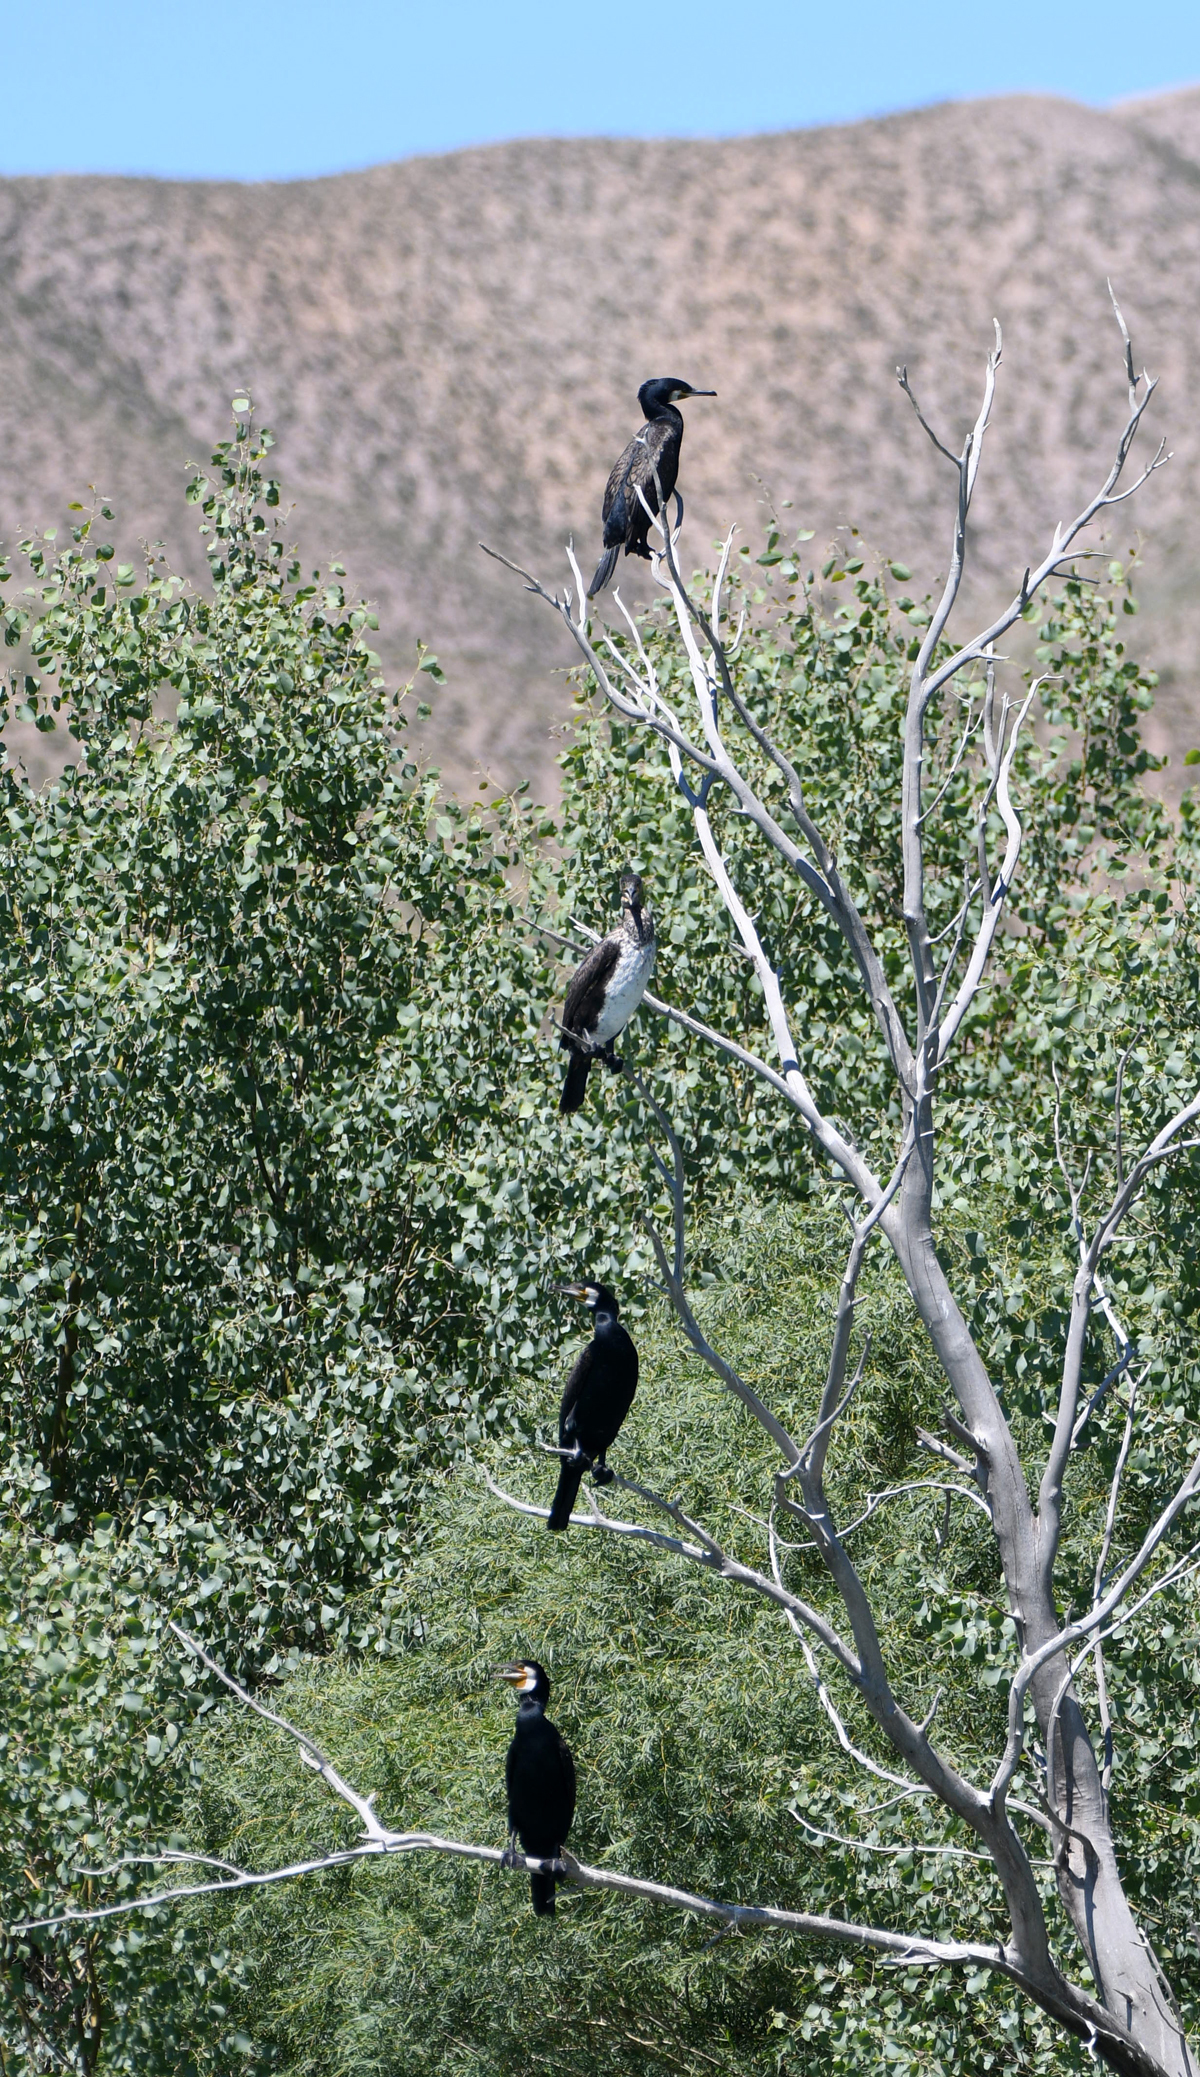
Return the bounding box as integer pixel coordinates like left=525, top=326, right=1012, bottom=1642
left=548, top=1281, right=638, bottom=1529
left=559, top=872, right=656, bottom=1114
left=588, top=377, right=716, bottom=597
left=495, top=1660, right=576, bottom=1916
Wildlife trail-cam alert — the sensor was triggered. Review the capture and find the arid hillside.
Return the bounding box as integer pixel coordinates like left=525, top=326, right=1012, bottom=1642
left=2, top=85, right=1199, bottom=793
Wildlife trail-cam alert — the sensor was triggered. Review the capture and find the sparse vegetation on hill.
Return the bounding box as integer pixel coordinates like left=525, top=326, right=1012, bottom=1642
left=3, top=89, right=1200, bottom=791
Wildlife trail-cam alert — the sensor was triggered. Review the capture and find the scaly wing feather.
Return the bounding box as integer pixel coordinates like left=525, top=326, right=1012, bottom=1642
left=601, top=435, right=640, bottom=528
left=558, top=1341, right=594, bottom=1442
left=562, top=936, right=620, bottom=1041
left=623, top=418, right=676, bottom=514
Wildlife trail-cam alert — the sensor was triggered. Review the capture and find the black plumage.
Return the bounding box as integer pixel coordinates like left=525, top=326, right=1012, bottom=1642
left=496, top=1660, right=577, bottom=1916
left=587, top=377, right=716, bottom=597
left=559, top=872, right=656, bottom=1115
left=548, top=1282, right=638, bottom=1529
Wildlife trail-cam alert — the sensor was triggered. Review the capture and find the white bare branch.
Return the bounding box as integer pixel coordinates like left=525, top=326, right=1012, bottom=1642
left=934, top=678, right=1042, bottom=1061
left=993, top=1461, right=1200, bottom=1812
left=169, top=1624, right=390, bottom=1845
left=485, top=1463, right=863, bottom=1677
left=16, top=1627, right=1156, bottom=2077
left=790, top=1806, right=993, bottom=1862
left=835, top=1477, right=993, bottom=1539
left=487, top=293, right=1190, bottom=2077
left=639, top=1202, right=805, bottom=1467
left=1039, top=1087, right=1200, bottom=1571
left=14, top=1829, right=1014, bottom=1977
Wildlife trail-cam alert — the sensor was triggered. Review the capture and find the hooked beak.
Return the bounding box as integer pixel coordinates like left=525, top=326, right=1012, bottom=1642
left=555, top=1282, right=592, bottom=1302
left=691, top=388, right=717, bottom=396
left=493, top=1662, right=536, bottom=1691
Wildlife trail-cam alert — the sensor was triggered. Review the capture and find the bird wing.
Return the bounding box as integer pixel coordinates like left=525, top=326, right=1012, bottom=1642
left=556, top=1730, right=577, bottom=1831
left=572, top=1325, right=638, bottom=1452
left=558, top=1340, right=594, bottom=1441
left=562, top=935, right=620, bottom=1040
left=622, top=419, right=676, bottom=516
left=601, top=419, right=676, bottom=548
left=608, top=1330, right=639, bottom=1430
left=601, top=434, right=641, bottom=527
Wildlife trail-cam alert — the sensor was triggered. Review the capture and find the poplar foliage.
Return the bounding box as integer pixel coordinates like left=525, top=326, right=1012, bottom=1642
left=2, top=428, right=1200, bottom=2073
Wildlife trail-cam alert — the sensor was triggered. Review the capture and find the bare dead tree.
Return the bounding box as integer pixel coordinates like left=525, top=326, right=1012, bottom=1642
left=20, top=304, right=1198, bottom=2077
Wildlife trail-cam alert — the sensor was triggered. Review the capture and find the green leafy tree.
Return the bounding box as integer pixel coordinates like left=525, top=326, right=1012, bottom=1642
left=0, top=404, right=730, bottom=2071
left=52, top=310, right=1200, bottom=2077
left=9, top=306, right=1200, bottom=2077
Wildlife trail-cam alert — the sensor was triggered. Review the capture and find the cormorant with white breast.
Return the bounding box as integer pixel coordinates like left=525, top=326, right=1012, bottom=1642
left=559, top=871, right=656, bottom=1114
left=588, top=377, right=716, bottom=597
left=495, top=1660, right=577, bottom=1916
left=547, top=1281, right=638, bottom=1529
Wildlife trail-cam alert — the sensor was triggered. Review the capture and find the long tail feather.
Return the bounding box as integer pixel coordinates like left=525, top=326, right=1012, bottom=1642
left=530, top=1868, right=556, bottom=1915
left=548, top=1456, right=586, bottom=1531
left=587, top=544, right=619, bottom=597
left=559, top=1049, right=591, bottom=1114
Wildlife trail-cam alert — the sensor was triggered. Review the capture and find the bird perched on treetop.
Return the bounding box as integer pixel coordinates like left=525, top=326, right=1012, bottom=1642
left=559, top=871, right=656, bottom=1114
left=548, top=1281, right=638, bottom=1530
left=495, top=1660, right=577, bottom=1916
left=588, top=377, right=717, bottom=598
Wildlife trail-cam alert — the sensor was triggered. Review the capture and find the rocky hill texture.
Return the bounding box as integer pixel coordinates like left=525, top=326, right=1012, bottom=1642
left=2, top=86, right=1199, bottom=792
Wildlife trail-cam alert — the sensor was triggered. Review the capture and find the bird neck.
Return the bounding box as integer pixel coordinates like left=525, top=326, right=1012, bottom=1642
left=517, top=1696, right=547, bottom=1722
left=643, top=398, right=683, bottom=431
left=621, top=902, right=654, bottom=946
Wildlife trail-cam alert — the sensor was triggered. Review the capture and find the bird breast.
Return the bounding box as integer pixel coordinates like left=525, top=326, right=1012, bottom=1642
left=589, top=935, right=655, bottom=1044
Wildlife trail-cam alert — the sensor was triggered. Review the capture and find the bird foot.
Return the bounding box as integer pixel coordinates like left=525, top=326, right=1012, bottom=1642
left=592, top=1463, right=614, bottom=1487
left=602, top=1048, right=624, bottom=1075
left=500, top=1840, right=519, bottom=1872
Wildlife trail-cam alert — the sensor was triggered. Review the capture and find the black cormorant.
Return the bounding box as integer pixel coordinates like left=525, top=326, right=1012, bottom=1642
left=559, top=872, right=656, bottom=1114
left=588, top=377, right=716, bottom=597
left=495, top=1660, right=577, bottom=1916
left=548, top=1281, right=638, bottom=1529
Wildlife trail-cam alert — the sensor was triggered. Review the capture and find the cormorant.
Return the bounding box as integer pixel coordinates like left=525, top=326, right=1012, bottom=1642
left=559, top=871, right=656, bottom=1114
left=548, top=1281, right=638, bottom=1529
left=588, top=377, right=716, bottom=597
left=495, top=1660, right=577, bottom=1916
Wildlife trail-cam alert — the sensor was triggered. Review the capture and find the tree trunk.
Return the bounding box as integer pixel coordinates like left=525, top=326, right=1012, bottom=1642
left=885, top=1190, right=1196, bottom=2077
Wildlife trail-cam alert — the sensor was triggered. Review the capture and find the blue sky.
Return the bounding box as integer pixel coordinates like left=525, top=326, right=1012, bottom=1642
left=3, top=0, right=1199, bottom=181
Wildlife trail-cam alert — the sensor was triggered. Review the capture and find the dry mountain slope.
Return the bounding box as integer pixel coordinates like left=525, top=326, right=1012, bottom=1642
left=2, top=87, right=1199, bottom=792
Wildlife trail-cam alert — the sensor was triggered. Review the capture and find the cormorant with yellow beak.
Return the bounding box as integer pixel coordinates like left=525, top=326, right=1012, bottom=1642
left=494, top=1660, right=576, bottom=1916
left=588, top=377, right=716, bottom=597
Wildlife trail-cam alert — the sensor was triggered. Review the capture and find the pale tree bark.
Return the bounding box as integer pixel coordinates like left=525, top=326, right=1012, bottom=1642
left=481, top=298, right=1194, bottom=2077
left=25, top=304, right=1198, bottom=2077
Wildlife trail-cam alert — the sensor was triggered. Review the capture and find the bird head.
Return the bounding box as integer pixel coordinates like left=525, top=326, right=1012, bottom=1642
left=637, top=377, right=717, bottom=414
left=493, top=1660, right=551, bottom=1705
left=557, top=1280, right=621, bottom=1322
left=619, top=870, right=646, bottom=914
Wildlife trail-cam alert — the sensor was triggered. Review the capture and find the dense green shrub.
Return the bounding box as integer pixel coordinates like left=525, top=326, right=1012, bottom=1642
left=4, top=415, right=1200, bottom=2075
left=177, top=1195, right=1196, bottom=2077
